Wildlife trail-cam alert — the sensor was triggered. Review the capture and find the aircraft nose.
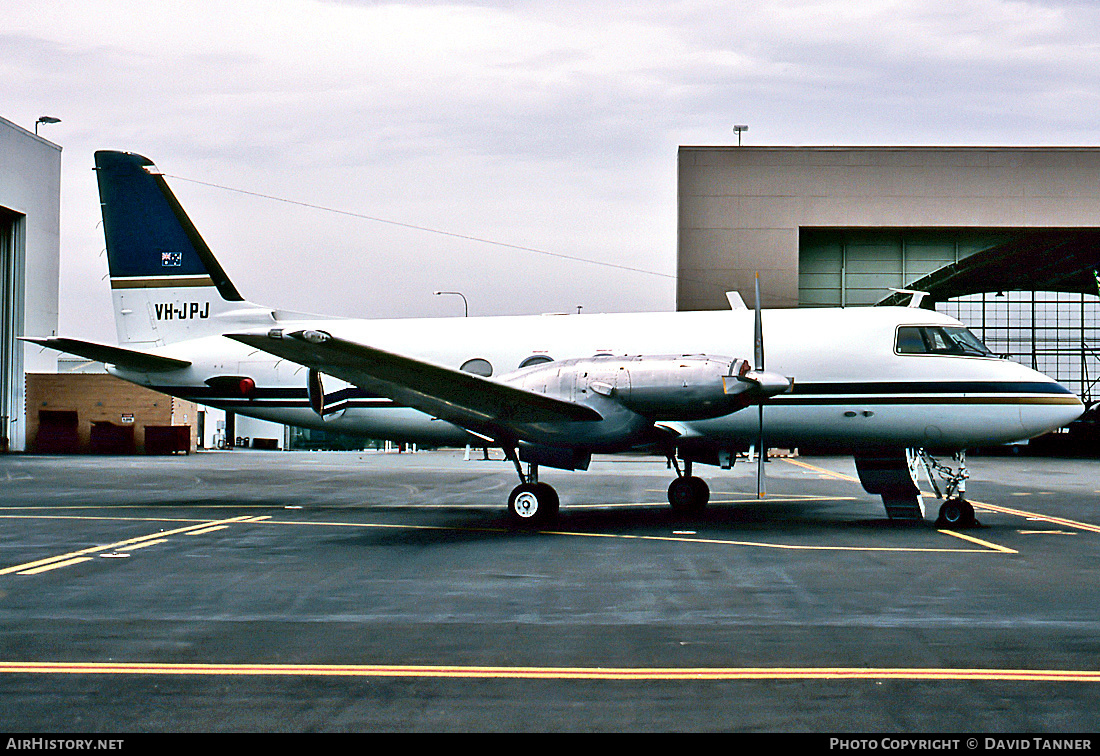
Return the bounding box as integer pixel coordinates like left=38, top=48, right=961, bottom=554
left=1018, top=385, right=1085, bottom=439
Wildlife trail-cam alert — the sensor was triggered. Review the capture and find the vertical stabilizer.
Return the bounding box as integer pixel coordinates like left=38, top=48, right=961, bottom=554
left=95, top=151, right=268, bottom=345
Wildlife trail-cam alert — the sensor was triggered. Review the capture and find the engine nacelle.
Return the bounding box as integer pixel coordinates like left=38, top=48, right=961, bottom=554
left=502, top=354, right=761, bottom=421
left=305, top=368, right=347, bottom=420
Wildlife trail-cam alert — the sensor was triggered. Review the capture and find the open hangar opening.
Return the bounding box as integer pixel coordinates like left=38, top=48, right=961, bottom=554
left=0, top=116, right=61, bottom=452
left=677, top=146, right=1100, bottom=451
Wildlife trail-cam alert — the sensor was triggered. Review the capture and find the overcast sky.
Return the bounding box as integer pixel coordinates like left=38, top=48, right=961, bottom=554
left=7, top=0, right=1100, bottom=343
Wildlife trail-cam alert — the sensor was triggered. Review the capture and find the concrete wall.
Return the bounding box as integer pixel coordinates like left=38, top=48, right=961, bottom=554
left=677, top=147, right=1100, bottom=312
left=0, top=116, right=61, bottom=450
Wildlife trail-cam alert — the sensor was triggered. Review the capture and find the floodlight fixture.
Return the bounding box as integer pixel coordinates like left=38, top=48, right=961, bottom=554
left=35, top=116, right=61, bottom=135
left=434, top=290, right=468, bottom=317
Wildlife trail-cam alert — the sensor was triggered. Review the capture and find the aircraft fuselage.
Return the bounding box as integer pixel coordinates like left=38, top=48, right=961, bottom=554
left=113, top=305, right=1082, bottom=453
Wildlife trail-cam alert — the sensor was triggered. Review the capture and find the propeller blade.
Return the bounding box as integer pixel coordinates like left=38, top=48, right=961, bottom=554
left=754, top=272, right=764, bottom=372
left=754, top=271, right=766, bottom=497
left=757, top=403, right=766, bottom=498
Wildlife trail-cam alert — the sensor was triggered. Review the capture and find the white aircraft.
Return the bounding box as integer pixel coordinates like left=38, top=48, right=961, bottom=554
left=27, top=151, right=1085, bottom=528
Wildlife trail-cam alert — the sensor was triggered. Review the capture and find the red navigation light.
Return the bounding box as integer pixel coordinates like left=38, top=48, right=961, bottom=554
left=239, top=377, right=256, bottom=396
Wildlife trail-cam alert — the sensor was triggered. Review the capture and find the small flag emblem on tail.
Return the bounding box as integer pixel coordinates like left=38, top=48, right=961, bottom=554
left=161, top=250, right=183, bottom=267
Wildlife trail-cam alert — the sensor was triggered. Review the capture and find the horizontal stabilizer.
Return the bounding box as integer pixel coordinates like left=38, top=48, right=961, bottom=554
left=227, top=330, right=601, bottom=437
left=22, top=337, right=192, bottom=372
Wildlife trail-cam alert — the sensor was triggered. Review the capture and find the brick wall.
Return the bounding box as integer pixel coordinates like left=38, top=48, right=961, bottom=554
left=25, top=374, right=198, bottom=453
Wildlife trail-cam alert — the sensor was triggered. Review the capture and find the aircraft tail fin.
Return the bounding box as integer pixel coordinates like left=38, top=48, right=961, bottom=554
left=94, top=150, right=269, bottom=345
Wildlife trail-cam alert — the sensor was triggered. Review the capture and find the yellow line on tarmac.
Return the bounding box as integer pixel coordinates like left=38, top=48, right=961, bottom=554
left=0, top=661, right=1098, bottom=682
left=779, top=458, right=1100, bottom=544
left=126, top=540, right=168, bottom=550
left=777, top=459, right=1100, bottom=534
left=642, top=493, right=859, bottom=504
left=0, top=516, right=254, bottom=576
left=937, top=529, right=1018, bottom=554
left=540, top=529, right=994, bottom=554
left=216, top=517, right=1004, bottom=554
left=0, top=514, right=215, bottom=523
left=186, top=525, right=230, bottom=536
left=969, top=500, right=1100, bottom=534
left=15, top=557, right=95, bottom=575
left=259, top=519, right=506, bottom=535
left=780, top=458, right=860, bottom=483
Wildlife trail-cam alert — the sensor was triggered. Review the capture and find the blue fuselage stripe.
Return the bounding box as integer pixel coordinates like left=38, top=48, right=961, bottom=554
left=150, top=381, right=1077, bottom=414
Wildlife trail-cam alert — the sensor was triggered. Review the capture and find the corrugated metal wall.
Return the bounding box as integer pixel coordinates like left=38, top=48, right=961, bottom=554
left=799, top=228, right=1100, bottom=404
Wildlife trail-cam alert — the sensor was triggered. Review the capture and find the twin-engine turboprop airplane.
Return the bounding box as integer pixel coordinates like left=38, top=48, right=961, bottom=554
left=27, top=151, right=1085, bottom=528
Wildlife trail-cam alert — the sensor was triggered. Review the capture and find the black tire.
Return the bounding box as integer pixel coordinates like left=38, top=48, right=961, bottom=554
left=533, top=482, right=559, bottom=521
left=668, top=476, right=709, bottom=514
left=938, top=499, right=963, bottom=526
left=507, top=482, right=559, bottom=528
left=938, top=499, right=976, bottom=528
left=959, top=499, right=977, bottom=527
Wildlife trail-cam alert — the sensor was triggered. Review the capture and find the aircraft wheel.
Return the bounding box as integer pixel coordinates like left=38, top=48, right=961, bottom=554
left=668, top=476, right=709, bottom=514
left=937, top=498, right=977, bottom=529
left=508, top=482, right=559, bottom=528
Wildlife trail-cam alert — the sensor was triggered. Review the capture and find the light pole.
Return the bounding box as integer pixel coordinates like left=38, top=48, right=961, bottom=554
left=733, top=124, right=748, bottom=146
left=35, top=116, right=61, bottom=135
left=434, top=291, right=468, bottom=317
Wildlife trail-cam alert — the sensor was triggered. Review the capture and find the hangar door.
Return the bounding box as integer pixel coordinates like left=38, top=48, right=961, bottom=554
left=0, top=207, right=23, bottom=451
left=798, top=227, right=1100, bottom=404
left=798, top=228, right=1013, bottom=307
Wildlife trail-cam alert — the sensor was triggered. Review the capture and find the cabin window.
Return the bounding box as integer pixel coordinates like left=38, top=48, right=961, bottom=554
left=896, top=326, right=994, bottom=357
left=460, top=358, right=493, bottom=377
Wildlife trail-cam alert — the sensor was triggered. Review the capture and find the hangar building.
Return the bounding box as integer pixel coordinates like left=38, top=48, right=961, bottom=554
left=677, top=146, right=1100, bottom=408
left=0, top=116, right=61, bottom=451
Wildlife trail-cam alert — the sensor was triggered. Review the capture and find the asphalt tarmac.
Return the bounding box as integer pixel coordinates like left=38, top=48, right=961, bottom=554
left=1, top=449, right=1098, bottom=734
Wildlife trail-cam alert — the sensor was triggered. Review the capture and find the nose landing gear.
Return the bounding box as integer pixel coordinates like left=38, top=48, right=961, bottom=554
left=856, top=448, right=980, bottom=528
left=915, top=449, right=980, bottom=529
left=936, top=497, right=977, bottom=528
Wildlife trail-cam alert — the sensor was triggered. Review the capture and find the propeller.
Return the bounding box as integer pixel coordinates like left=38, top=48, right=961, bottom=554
left=732, top=272, right=793, bottom=498
left=754, top=273, right=766, bottom=497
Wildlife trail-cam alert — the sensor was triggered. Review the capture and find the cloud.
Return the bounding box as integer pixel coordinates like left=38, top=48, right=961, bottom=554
left=5, top=0, right=1100, bottom=341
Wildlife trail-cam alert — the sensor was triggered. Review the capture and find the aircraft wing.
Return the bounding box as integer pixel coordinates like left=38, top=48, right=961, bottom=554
left=227, top=330, right=602, bottom=440
left=22, top=337, right=192, bottom=372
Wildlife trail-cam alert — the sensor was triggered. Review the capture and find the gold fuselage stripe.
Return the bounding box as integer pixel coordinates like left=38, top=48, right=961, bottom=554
left=110, top=276, right=214, bottom=289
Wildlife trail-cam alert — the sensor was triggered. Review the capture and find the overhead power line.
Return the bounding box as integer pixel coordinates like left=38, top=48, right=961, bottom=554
left=166, top=174, right=679, bottom=283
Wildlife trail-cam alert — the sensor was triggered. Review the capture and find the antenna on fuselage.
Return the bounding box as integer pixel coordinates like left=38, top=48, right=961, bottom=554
left=888, top=288, right=931, bottom=308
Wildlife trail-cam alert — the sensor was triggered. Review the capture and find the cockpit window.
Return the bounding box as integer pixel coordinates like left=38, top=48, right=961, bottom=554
left=896, top=326, right=994, bottom=357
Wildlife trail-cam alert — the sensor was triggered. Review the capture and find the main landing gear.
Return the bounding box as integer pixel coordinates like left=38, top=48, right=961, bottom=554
left=505, top=452, right=559, bottom=528
left=666, top=457, right=710, bottom=515
left=502, top=448, right=713, bottom=527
